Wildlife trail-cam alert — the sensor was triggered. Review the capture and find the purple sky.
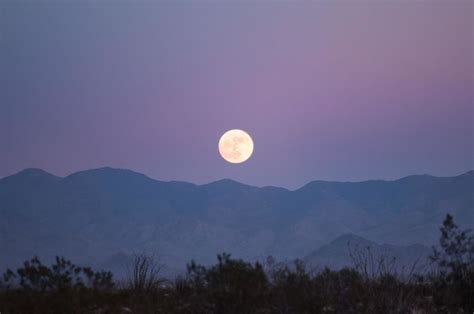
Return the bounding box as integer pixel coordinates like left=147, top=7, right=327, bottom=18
left=1, top=1, right=472, bottom=189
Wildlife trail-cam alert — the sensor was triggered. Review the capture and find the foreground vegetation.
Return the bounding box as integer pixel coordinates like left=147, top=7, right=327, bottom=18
left=1, top=214, right=473, bottom=313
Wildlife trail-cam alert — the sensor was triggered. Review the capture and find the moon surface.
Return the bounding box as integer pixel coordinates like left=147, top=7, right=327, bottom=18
left=218, top=129, right=254, bottom=164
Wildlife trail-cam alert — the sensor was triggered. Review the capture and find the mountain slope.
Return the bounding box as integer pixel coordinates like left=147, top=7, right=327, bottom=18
left=304, top=234, right=431, bottom=272
left=0, top=168, right=472, bottom=275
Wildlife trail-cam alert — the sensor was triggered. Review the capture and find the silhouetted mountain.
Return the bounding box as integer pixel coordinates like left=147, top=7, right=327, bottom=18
left=0, top=167, right=472, bottom=276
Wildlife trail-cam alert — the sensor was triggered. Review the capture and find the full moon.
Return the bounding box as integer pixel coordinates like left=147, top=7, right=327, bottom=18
left=218, top=129, right=254, bottom=164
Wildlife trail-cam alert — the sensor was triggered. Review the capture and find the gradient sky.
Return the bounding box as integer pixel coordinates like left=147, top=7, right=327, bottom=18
left=1, top=1, right=472, bottom=189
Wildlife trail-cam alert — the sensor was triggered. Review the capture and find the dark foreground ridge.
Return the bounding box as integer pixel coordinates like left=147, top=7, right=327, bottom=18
left=0, top=214, right=472, bottom=313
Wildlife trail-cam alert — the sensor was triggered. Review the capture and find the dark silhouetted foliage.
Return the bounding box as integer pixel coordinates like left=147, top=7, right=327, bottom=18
left=125, top=253, right=165, bottom=294
left=429, top=214, right=474, bottom=312
left=0, top=214, right=473, bottom=313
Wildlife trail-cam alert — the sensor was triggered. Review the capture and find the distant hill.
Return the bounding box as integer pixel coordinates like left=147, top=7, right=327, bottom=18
left=304, top=234, right=431, bottom=273
left=0, top=167, right=472, bottom=276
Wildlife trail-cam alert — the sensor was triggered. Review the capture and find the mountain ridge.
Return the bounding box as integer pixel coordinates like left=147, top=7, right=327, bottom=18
left=1, top=167, right=472, bottom=276
left=2, top=167, right=473, bottom=191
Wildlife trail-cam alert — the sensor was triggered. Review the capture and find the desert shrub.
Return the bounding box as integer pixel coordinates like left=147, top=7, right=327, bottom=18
left=349, top=244, right=397, bottom=280
left=125, top=253, right=164, bottom=294
left=3, top=256, right=114, bottom=292
left=311, top=267, right=365, bottom=313
left=267, top=259, right=321, bottom=313
left=0, top=256, right=115, bottom=314
left=429, top=214, right=474, bottom=312
left=185, top=253, right=269, bottom=314
left=1, top=214, right=472, bottom=313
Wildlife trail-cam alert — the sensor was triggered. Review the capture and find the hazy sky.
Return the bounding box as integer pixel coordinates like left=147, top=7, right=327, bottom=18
left=1, top=1, right=472, bottom=189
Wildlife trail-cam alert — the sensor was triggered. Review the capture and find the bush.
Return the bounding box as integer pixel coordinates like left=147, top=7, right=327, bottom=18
left=183, top=253, right=268, bottom=313
left=1, top=214, right=472, bottom=313
left=0, top=256, right=115, bottom=314
left=125, top=253, right=164, bottom=294
left=429, top=214, right=474, bottom=311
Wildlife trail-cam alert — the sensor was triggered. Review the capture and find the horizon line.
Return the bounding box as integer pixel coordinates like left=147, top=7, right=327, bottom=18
left=2, top=166, right=472, bottom=192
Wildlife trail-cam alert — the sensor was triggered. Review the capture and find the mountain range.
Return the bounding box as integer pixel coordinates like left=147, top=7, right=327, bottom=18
left=1, top=167, right=472, bottom=277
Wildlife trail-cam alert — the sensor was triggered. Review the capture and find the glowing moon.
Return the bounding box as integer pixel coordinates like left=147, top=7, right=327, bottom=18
left=218, top=129, right=254, bottom=164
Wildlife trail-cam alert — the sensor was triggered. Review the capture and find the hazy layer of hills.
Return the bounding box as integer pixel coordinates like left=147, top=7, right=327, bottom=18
left=1, top=168, right=472, bottom=277
left=304, top=233, right=432, bottom=273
